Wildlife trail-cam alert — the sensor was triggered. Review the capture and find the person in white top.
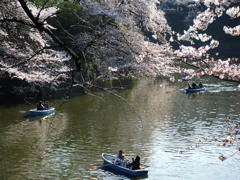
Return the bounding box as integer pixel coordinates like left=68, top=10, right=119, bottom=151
left=115, top=150, right=127, bottom=167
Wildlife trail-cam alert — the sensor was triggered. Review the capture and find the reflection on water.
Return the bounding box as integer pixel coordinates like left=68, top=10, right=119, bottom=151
left=0, top=113, right=68, bottom=180
left=0, top=79, right=240, bottom=180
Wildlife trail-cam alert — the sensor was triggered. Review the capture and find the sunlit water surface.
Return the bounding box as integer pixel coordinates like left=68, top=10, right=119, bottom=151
left=0, top=79, right=240, bottom=180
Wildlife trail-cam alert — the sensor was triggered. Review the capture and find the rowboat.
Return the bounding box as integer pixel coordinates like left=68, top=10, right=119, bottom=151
left=185, top=88, right=205, bottom=94
left=28, top=108, right=55, bottom=116
left=101, top=153, right=148, bottom=177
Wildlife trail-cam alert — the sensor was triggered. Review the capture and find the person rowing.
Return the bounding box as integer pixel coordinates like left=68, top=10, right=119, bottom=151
left=191, top=82, right=197, bottom=89
left=36, top=100, right=50, bottom=110
left=116, top=150, right=125, bottom=160
left=115, top=150, right=142, bottom=170
left=188, top=82, right=199, bottom=89
left=37, top=101, right=44, bottom=110
left=115, top=150, right=127, bottom=167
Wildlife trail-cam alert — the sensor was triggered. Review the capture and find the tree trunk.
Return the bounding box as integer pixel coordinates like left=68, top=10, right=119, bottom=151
left=17, top=0, right=83, bottom=72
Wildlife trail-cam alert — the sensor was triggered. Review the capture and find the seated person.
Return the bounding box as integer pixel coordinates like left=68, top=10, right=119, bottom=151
left=128, top=155, right=140, bottom=170
left=43, top=101, right=49, bottom=110
left=192, top=82, right=197, bottom=89
left=37, top=101, right=44, bottom=110
left=115, top=150, right=127, bottom=167
left=116, top=150, right=124, bottom=160
left=198, top=82, right=203, bottom=88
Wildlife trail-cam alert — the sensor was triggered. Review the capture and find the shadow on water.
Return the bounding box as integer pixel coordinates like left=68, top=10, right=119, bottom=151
left=101, top=166, right=148, bottom=180
left=27, top=113, right=56, bottom=122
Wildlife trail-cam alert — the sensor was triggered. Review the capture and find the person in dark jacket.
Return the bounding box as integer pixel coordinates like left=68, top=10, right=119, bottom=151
left=37, top=101, right=44, bottom=110
left=198, top=82, right=203, bottom=88
left=128, top=155, right=140, bottom=170
left=192, top=82, right=197, bottom=89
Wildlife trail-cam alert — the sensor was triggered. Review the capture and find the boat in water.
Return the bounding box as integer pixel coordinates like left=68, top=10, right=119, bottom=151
left=185, top=88, right=205, bottom=94
left=101, top=153, right=148, bottom=177
left=28, top=108, right=55, bottom=116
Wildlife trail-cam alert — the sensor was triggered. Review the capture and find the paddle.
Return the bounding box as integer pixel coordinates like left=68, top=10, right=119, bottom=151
left=19, top=110, right=27, bottom=114
left=219, top=149, right=240, bottom=161
left=89, top=163, right=111, bottom=171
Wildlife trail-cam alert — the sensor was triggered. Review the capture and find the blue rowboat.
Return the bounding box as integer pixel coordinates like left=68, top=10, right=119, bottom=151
left=185, top=88, right=205, bottom=94
left=101, top=153, right=148, bottom=177
left=28, top=108, right=55, bottom=116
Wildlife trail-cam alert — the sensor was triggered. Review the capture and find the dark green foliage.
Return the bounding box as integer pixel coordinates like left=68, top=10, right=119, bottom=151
left=53, top=1, right=85, bottom=30
left=58, top=1, right=84, bottom=14
left=27, top=0, right=62, bottom=8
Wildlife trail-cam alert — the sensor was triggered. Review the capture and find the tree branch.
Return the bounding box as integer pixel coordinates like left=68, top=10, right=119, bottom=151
left=0, top=18, right=36, bottom=28
left=36, top=0, right=50, bottom=21
left=18, top=0, right=45, bottom=31
left=176, top=56, right=239, bottom=83
left=8, top=45, right=58, bottom=68
left=55, top=20, right=75, bottom=40
left=17, top=0, right=83, bottom=71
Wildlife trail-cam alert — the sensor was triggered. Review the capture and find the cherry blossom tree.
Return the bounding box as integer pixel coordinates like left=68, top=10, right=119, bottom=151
left=0, top=0, right=176, bottom=93
left=171, top=0, right=240, bottom=81
left=0, top=0, right=74, bottom=86
left=0, top=0, right=240, bottom=101
left=74, top=0, right=240, bottom=82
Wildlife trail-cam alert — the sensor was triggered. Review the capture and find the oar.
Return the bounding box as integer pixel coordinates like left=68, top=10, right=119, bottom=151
left=227, top=150, right=240, bottom=159
left=89, top=163, right=111, bottom=170
left=219, top=150, right=240, bottom=161
left=19, top=110, right=27, bottom=114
